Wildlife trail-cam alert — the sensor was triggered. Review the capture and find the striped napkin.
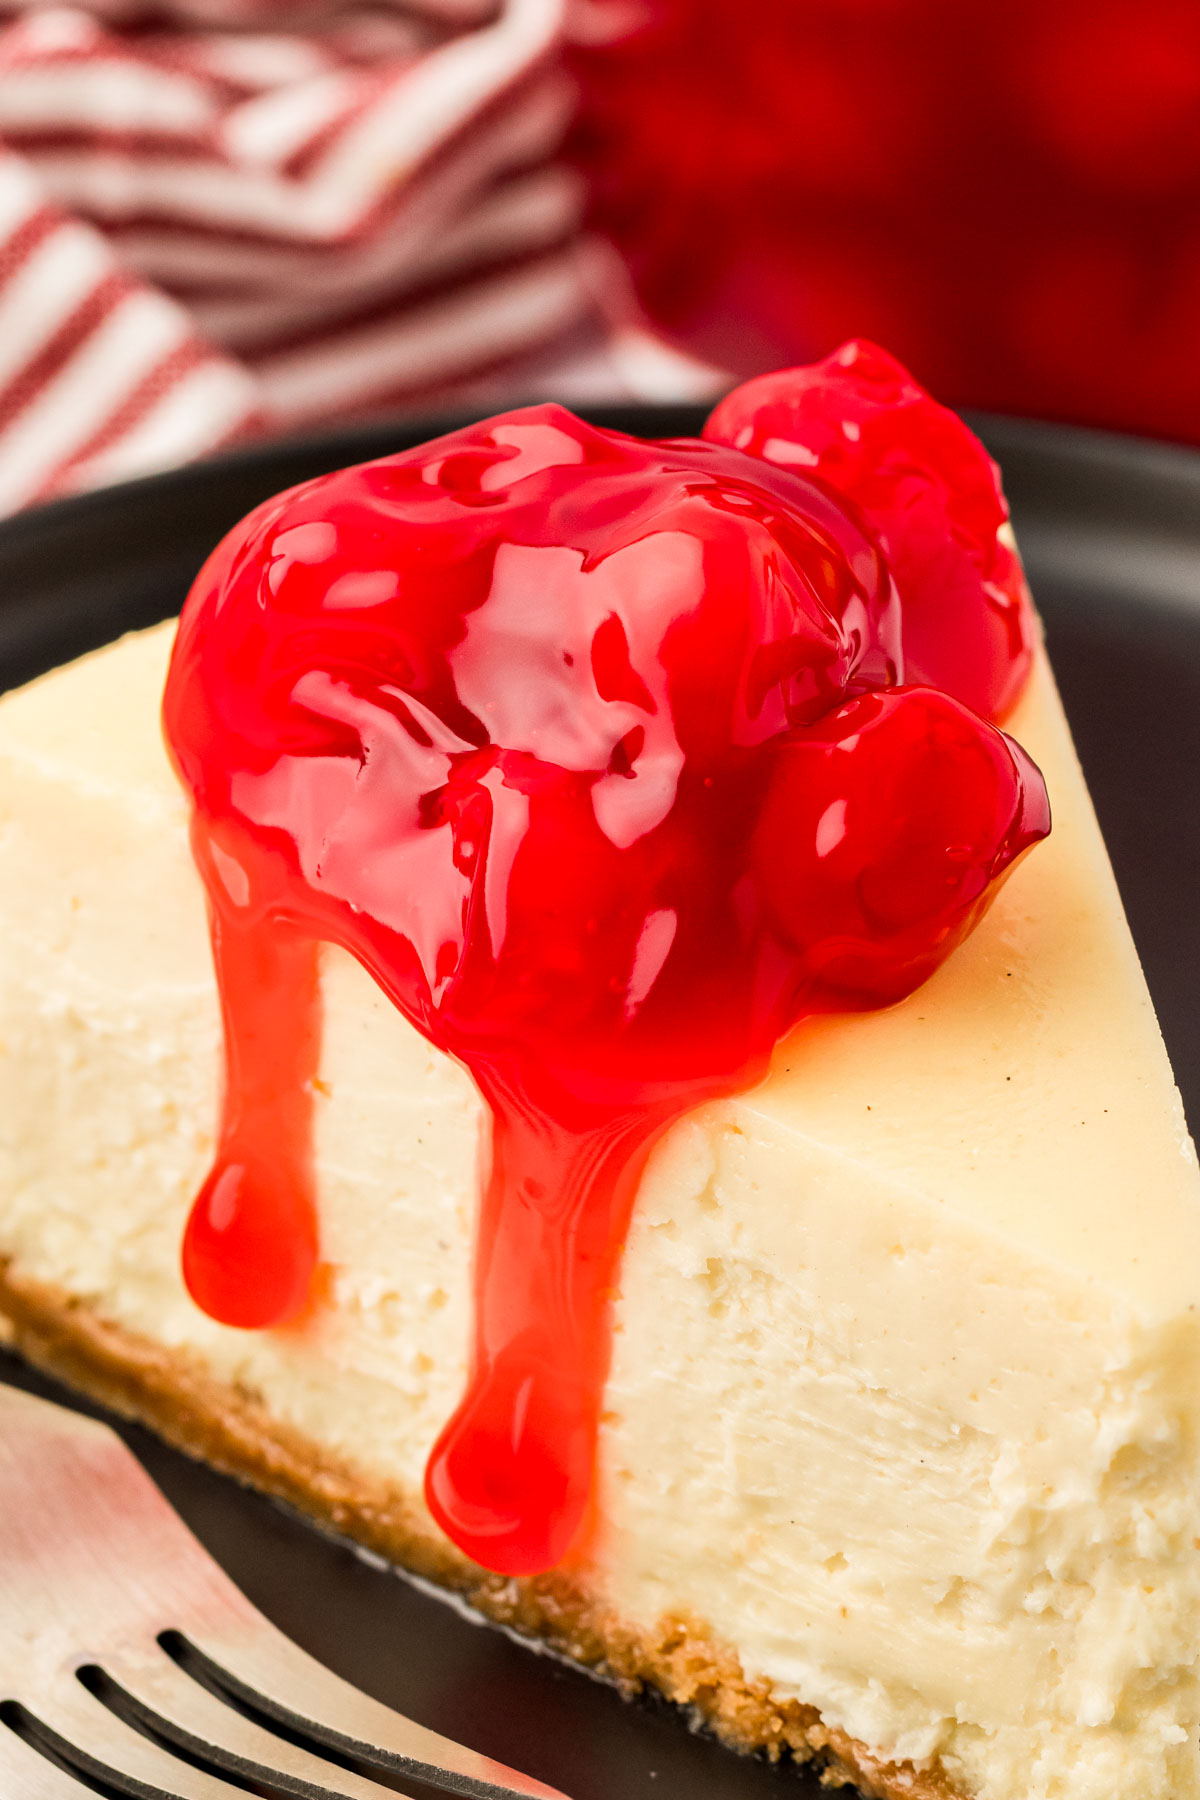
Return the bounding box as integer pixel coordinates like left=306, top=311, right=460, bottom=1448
left=0, top=0, right=717, bottom=511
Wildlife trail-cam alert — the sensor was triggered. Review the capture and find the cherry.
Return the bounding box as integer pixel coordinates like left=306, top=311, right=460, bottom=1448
left=705, top=339, right=1036, bottom=722
left=751, top=685, right=1050, bottom=1011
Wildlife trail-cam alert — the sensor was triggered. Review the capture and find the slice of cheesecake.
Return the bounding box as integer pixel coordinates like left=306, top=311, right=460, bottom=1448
left=2, top=610, right=1200, bottom=1800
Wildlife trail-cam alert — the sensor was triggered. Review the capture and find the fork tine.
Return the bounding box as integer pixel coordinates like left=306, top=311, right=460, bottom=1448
left=0, top=1718, right=96, bottom=1798
left=16, top=1674, right=266, bottom=1800
left=104, top=1647, right=417, bottom=1799
left=180, top=1620, right=569, bottom=1800
left=0, top=1386, right=571, bottom=1800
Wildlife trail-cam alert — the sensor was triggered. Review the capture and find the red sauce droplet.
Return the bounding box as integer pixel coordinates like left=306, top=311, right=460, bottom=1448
left=162, top=365, right=1049, bottom=1577
left=180, top=865, right=321, bottom=1331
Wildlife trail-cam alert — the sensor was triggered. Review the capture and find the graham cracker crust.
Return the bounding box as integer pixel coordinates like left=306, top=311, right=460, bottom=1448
left=0, top=1257, right=962, bottom=1800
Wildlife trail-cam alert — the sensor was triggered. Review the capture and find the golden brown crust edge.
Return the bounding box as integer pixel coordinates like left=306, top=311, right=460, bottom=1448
left=0, top=1258, right=962, bottom=1800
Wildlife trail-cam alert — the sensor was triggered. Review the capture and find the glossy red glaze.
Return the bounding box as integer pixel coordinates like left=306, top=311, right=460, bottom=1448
left=706, top=341, right=1036, bottom=723
left=163, top=370, right=1049, bottom=1577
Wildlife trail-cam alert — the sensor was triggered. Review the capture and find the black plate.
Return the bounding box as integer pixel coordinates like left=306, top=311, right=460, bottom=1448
left=2, top=406, right=1200, bottom=1800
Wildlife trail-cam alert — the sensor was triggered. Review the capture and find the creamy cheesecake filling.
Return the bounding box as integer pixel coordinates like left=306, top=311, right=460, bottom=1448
left=3, top=621, right=1200, bottom=1800
left=605, top=1112, right=1200, bottom=1796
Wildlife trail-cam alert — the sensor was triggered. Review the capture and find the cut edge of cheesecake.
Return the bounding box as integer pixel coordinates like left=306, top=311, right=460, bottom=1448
left=0, top=1259, right=957, bottom=1800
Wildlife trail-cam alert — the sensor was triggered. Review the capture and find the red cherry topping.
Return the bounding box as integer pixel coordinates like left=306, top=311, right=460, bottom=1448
left=706, top=339, right=1037, bottom=722
left=163, top=388, right=1049, bottom=1577
left=751, top=685, right=1049, bottom=1009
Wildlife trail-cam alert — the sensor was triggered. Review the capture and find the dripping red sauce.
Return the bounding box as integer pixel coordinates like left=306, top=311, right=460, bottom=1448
left=163, top=340, right=1048, bottom=1578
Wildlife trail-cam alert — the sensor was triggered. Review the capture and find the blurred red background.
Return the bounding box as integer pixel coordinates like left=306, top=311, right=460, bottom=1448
left=575, top=0, right=1200, bottom=442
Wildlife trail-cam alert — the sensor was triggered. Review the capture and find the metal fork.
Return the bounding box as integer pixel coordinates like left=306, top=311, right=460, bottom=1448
left=0, top=1382, right=573, bottom=1800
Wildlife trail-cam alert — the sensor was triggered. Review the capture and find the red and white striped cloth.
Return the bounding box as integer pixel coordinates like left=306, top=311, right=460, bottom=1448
left=0, top=0, right=721, bottom=511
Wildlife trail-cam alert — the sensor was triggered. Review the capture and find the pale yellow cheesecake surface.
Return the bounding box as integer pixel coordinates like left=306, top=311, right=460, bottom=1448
left=2, top=621, right=1200, bottom=1800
